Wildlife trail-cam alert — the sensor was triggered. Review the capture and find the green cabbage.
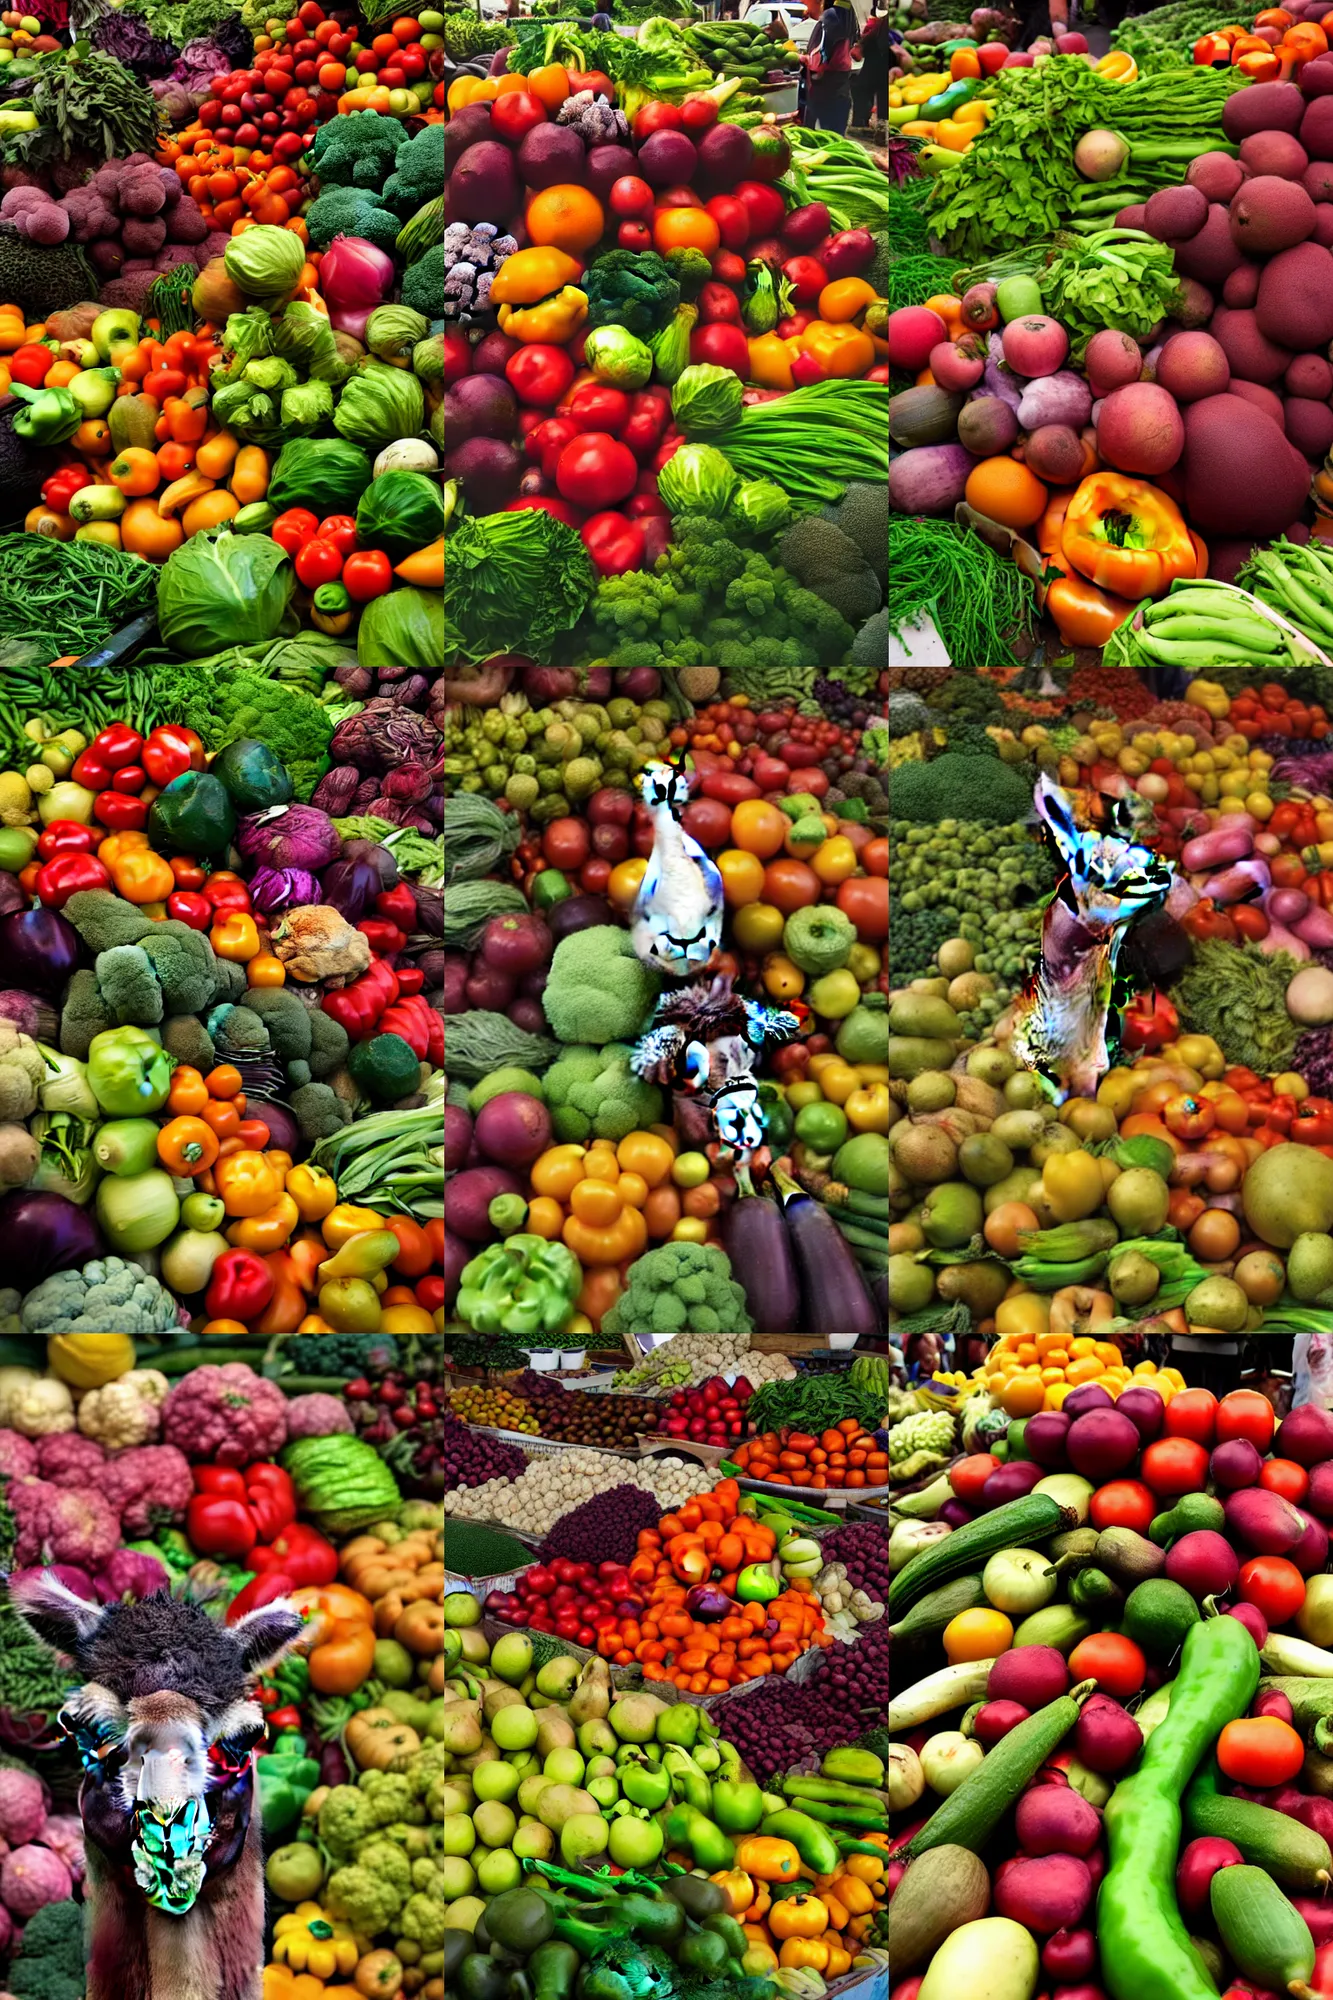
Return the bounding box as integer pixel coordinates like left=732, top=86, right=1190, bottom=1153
left=157, top=532, right=295, bottom=660
left=268, top=439, right=374, bottom=516
left=365, top=305, right=430, bottom=363
left=273, top=301, right=351, bottom=385
left=356, top=587, right=448, bottom=674
left=671, top=364, right=744, bottom=438
left=224, top=225, right=306, bottom=302
left=333, top=361, right=425, bottom=452
left=729, top=478, right=792, bottom=537
left=355, top=470, right=445, bottom=562
left=583, top=326, right=652, bottom=391
left=657, top=443, right=738, bottom=519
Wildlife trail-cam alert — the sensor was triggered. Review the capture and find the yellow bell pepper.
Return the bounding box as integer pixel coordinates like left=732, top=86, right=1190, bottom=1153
left=769, top=1894, right=829, bottom=1941
left=932, top=117, right=975, bottom=151
left=227, top=1193, right=299, bottom=1253
left=211, top=910, right=261, bottom=961
left=98, top=829, right=149, bottom=865
left=215, top=1150, right=283, bottom=1219
left=801, top=322, right=877, bottom=379
left=109, top=847, right=174, bottom=904
left=498, top=285, right=588, bottom=344
left=272, top=1902, right=359, bottom=1979
left=709, top=1869, right=754, bottom=1916
left=817, top=277, right=879, bottom=323
left=829, top=1874, right=877, bottom=1915
left=489, top=245, right=584, bottom=305
left=287, top=1164, right=338, bottom=1222
left=322, top=1203, right=386, bottom=1249
left=778, top=1937, right=830, bottom=1970
left=747, top=333, right=795, bottom=392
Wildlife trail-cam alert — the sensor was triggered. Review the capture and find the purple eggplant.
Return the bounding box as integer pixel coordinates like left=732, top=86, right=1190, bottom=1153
left=770, top=1165, right=879, bottom=1340
left=723, top=1194, right=799, bottom=1334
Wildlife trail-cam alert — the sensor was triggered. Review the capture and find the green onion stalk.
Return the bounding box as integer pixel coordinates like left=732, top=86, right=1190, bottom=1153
left=710, top=380, right=889, bottom=508
left=310, top=1077, right=446, bottom=1219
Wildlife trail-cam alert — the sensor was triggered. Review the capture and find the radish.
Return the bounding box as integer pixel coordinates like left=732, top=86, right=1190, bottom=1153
left=1165, top=1530, right=1240, bottom=1599
left=1252, top=1689, right=1295, bottom=1724
left=973, top=1700, right=1031, bottom=1746
left=1016, top=1784, right=1102, bottom=1857
left=1074, top=1693, right=1143, bottom=1775
left=1043, top=1930, right=1098, bottom=1982
left=995, top=1853, right=1093, bottom=1933
left=1225, top=1601, right=1269, bottom=1648
left=987, top=1646, right=1071, bottom=1709
left=1211, top=1438, right=1265, bottom=1491
left=1067, top=1409, right=1140, bottom=1482
left=1177, top=1835, right=1244, bottom=1918
left=1225, top=1487, right=1308, bottom=1555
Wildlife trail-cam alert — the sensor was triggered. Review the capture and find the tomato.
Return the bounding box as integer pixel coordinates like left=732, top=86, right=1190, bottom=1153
left=1216, top=1389, right=1276, bottom=1451
left=698, top=281, right=742, bottom=324
left=1088, top=1479, right=1156, bottom=1535
left=679, top=798, right=733, bottom=849
left=342, top=550, right=392, bottom=601
left=569, top=382, right=630, bottom=436
left=763, top=858, right=821, bottom=915
left=542, top=818, right=590, bottom=871
left=506, top=343, right=576, bottom=409
left=1261, top=1457, right=1310, bottom=1503
left=1068, top=1632, right=1147, bottom=1699
left=557, top=432, right=638, bottom=509
left=705, top=193, right=751, bottom=248
left=1139, top=1436, right=1210, bottom=1498
left=863, top=837, right=888, bottom=878
left=1217, top=1715, right=1306, bottom=1787
left=581, top=510, right=645, bottom=576
left=489, top=89, right=547, bottom=141
left=610, top=175, right=654, bottom=217
left=689, top=321, right=751, bottom=376
left=1164, top=1388, right=1219, bottom=1447
left=731, top=799, right=789, bottom=859
left=782, top=255, right=829, bottom=304
left=717, top=848, right=766, bottom=908
left=949, top=1454, right=1000, bottom=1506
left=653, top=206, right=721, bottom=256
left=634, top=100, right=683, bottom=138
left=1238, top=1556, right=1306, bottom=1625
left=732, top=178, right=787, bottom=237
left=836, top=873, right=889, bottom=942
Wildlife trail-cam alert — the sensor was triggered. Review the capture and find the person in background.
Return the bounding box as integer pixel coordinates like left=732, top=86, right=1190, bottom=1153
left=803, top=0, right=854, bottom=132
left=851, top=0, right=890, bottom=129
left=591, top=8, right=614, bottom=25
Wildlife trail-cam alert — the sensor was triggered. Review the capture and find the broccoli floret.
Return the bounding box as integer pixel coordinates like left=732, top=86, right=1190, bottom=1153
left=213, top=1006, right=271, bottom=1057
left=542, top=927, right=662, bottom=1046
left=64, top=888, right=153, bottom=956
left=891, top=751, right=1035, bottom=826
left=212, top=958, right=249, bottom=1003
left=245, top=985, right=313, bottom=1064
left=59, top=968, right=112, bottom=1061
left=778, top=582, right=857, bottom=664
left=583, top=248, right=680, bottom=336
left=306, top=184, right=402, bottom=254
left=401, top=245, right=444, bottom=320
left=21, top=1255, right=182, bottom=1335
left=285, top=1333, right=401, bottom=1376
left=543, top=1044, right=665, bottom=1143
left=292, top=1080, right=352, bottom=1142
left=823, top=480, right=889, bottom=587
left=602, top=1242, right=753, bottom=1337
left=95, top=944, right=163, bottom=1027
left=310, top=110, right=403, bottom=189
left=307, top=1006, right=349, bottom=1079
left=142, top=923, right=220, bottom=1016
left=662, top=246, right=711, bottom=298
left=7, top=1896, right=84, bottom=2000
left=383, top=123, right=446, bottom=215
left=778, top=516, right=883, bottom=625
left=852, top=607, right=888, bottom=675
left=162, top=1012, right=215, bottom=1073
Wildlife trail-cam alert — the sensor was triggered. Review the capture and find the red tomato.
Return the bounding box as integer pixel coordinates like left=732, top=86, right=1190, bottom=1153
left=581, top=510, right=645, bottom=576
left=732, top=178, right=787, bottom=237
left=506, top=343, right=576, bottom=409
left=949, top=1454, right=1000, bottom=1506
left=567, top=69, right=613, bottom=98
left=557, top=432, right=638, bottom=509
left=836, top=873, right=888, bottom=942
left=618, top=220, right=654, bottom=251
left=1164, top=1387, right=1219, bottom=1447
left=1216, top=1389, right=1276, bottom=1452
left=542, top=819, right=590, bottom=871
left=489, top=90, right=547, bottom=141
left=680, top=798, right=733, bottom=849
left=569, top=383, right=630, bottom=436
left=1139, top=1436, right=1210, bottom=1498
left=1068, top=1633, right=1147, bottom=1700
left=697, top=280, right=742, bottom=325
left=782, top=255, right=829, bottom=304
left=1238, top=1555, right=1306, bottom=1625
left=610, top=175, right=655, bottom=218
left=1217, top=1715, right=1305, bottom=1787
left=634, top=101, right=683, bottom=138
left=689, top=321, right=751, bottom=376
left=705, top=193, right=751, bottom=248
left=1089, top=1480, right=1155, bottom=1535
left=679, top=92, right=719, bottom=131
left=1261, top=1458, right=1310, bottom=1504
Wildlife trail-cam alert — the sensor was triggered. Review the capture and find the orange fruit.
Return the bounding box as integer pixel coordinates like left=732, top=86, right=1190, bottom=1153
left=527, top=63, right=571, bottom=108
left=731, top=798, right=788, bottom=858
left=652, top=206, right=721, bottom=256
left=526, top=183, right=606, bottom=255
left=964, top=454, right=1048, bottom=530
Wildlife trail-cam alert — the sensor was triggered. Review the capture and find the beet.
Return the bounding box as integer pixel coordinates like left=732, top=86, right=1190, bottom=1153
left=1062, top=1384, right=1114, bottom=1420
left=1224, top=1486, right=1308, bottom=1555
left=444, top=1104, right=473, bottom=1172
left=1227, top=1601, right=1269, bottom=1648
left=582, top=144, right=638, bottom=202
left=1015, top=1785, right=1102, bottom=1857
left=474, top=1092, right=552, bottom=1170
left=1115, top=203, right=1147, bottom=230
left=1210, top=1437, right=1264, bottom=1491
left=1175, top=276, right=1216, bottom=328
left=1210, top=304, right=1294, bottom=383
left=1164, top=1528, right=1239, bottom=1599
left=517, top=123, right=588, bottom=189
left=1067, top=1408, right=1141, bottom=1481
left=444, top=1166, right=525, bottom=1243
left=1074, top=1693, right=1142, bottom=1775
left=987, top=1646, right=1071, bottom=1709
left=1225, top=79, right=1306, bottom=140
left=1288, top=1505, right=1330, bottom=1575
left=1025, top=424, right=1086, bottom=484
left=444, top=372, right=518, bottom=444
left=450, top=139, right=520, bottom=224
left=1189, top=151, right=1245, bottom=203
left=1155, top=330, right=1230, bottom=404
left=1303, top=53, right=1333, bottom=98
left=637, top=128, right=698, bottom=189
left=1174, top=201, right=1249, bottom=287
left=1257, top=237, right=1333, bottom=349
left=973, top=1700, right=1031, bottom=1746
left=445, top=101, right=493, bottom=173
left=995, top=1854, right=1092, bottom=1935
left=1223, top=261, right=1263, bottom=307
left=1145, top=184, right=1207, bottom=241
left=1183, top=392, right=1311, bottom=536
left=443, top=436, right=522, bottom=515
left=1285, top=396, right=1333, bottom=458
left=1228, top=377, right=1286, bottom=427
left=1304, top=92, right=1333, bottom=158
left=1240, top=130, right=1311, bottom=180
left=695, top=121, right=754, bottom=190
left=1287, top=351, right=1333, bottom=396
left=1025, top=1411, right=1072, bottom=1469
left=1277, top=1403, right=1333, bottom=1465
left=1176, top=1836, right=1244, bottom=1919
left=1113, top=1386, right=1166, bottom=1445
left=546, top=894, right=616, bottom=943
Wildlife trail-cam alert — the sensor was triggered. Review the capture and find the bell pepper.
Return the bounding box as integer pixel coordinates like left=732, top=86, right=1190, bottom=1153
left=734, top=1837, right=802, bottom=1882
left=1062, top=470, right=1198, bottom=598
left=108, top=845, right=172, bottom=901
left=212, top=910, right=261, bottom=960
left=42, top=465, right=91, bottom=513
left=490, top=246, right=584, bottom=305
left=247, top=1522, right=338, bottom=1587
left=227, top=1193, right=300, bottom=1254
left=205, top=1246, right=275, bottom=1323
left=286, top=1164, right=337, bottom=1222
left=799, top=322, right=876, bottom=378
left=322, top=1203, right=386, bottom=1250
left=377, top=994, right=444, bottom=1065
left=9, top=381, right=80, bottom=444
left=35, top=852, right=109, bottom=908
left=1123, top=990, right=1178, bottom=1053
left=375, top=882, right=417, bottom=931
left=256, top=1742, right=322, bottom=1840
left=355, top=916, right=406, bottom=958
left=167, top=889, right=212, bottom=930
left=91, top=723, right=142, bottom=770
left=142, top=725, right=200, bottom=786
left=747, top=334, right=795, bottom=392
left=321, top=959, right=399, bottom=1037
left=454, top=1233, right=583, bottom=1338
left=1037, top=490, right=1138, bottom=647
left=216, top=1150, right=283, bottom=1219
left=498, top=285, right=589, bottom=344
left=37, top=820, right=99, bottom=860
left=148, top=770, right=236, bottom=857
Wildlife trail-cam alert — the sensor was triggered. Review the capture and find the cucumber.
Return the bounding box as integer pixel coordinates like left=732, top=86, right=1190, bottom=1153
left=1012, top=1604, right=1092, bottom=1655
left=1210, top=1864, right=1315, bottom=1994
left=1185, top=1759, right=1333, bottom=1891
left=888, top=1845, right=992, bottom=1972
left=900, top=1681, right=1095, bottom=1862
left=889, top=1573, right=988, bottom=1644
left=890, top=1492, right=1071, bottom=1617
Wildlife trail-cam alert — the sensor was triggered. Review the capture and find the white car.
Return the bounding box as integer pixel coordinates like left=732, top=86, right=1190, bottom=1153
left=739, top=2, right=816, bottom=52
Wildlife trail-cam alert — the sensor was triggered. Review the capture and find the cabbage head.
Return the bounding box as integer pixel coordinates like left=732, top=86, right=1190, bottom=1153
left=583, top=326, right=652, bottom=392
left=274, top=301, right=351, bottom=385
left=671, top=364, right=744, bottom=439
left=355, top=470, right=445, bottom=562
left=157, top=532, right=294, bottom=659
left=729, top=478, right=792, bottom=538
left=356, top=588, right=447, bottom=674
left=224, top=225, right=306, bottom=302
left=365, top=306, right=430, bottom=364
left=334, top=361, right=425, bottom=452
left=657, top=443, right=738, bottom=520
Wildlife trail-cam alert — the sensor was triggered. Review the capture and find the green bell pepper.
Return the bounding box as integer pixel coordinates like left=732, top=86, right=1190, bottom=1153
left=9, top=381, right=81, bottom=445
left=660, top=1803, right=734, bottom=1872
left=87, top=1028, right=171, bottom=1118
left=148, top=770, right=237, bottom=856
left=455, top=1234, right=582, bottom=1337
left=256, top=1745, right=320, bottom=1839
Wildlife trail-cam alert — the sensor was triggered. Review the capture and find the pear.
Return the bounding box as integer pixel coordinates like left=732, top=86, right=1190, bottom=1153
left=457, top=1734, right=499, bottom=1772
left=472, top=1762, right=520, bottom=1805
left=513, top=1821, right=554, bottom=1861
left=577, top=1719, right=617, bottom=1759
left=535, top=1656, right=581, bottom=1701
left=568, top=1659, right=610, bottom=1725
left=458, top=1628, right=490, bottom=1664
left=490, top=1632, right=534, bottom=1686
left=472, top=1800, right=517, bottom=1849
left=608, top=1694, right=668, bottom=1744
left=483, top=1684, right=526, bottom=1724
left=543, top=1747, right=586, bottom=1786
left=536, top=1784, right=601, bottom=1833
left=535, top=1708, right=576, bottom=1758
left=517, top=1774, right=551, bottom=1816
left=585, top=1756, right=618, bottom=1782
left=491, top=1705, right=538, bottom=1753
left=440, top=1701, right=483, bottom=1757
left=442, top=1781, right=474, bottom=1817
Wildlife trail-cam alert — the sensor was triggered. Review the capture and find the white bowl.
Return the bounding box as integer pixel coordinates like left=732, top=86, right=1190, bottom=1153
left=522, top=1349, right=560, bottom=1371
left=827, top=1332, right=861, bottom=1351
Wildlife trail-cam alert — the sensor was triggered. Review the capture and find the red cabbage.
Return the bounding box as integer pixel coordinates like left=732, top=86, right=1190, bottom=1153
left=0, top=908, right=81, bottom=996
left=237, top=805, right=341, bottom=870
left=248, top=865, right=321, bottom=913
left=320, top=857, right=383, bottom=923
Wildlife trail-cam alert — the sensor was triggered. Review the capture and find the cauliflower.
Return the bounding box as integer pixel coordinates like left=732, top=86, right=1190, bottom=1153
left=21, top=1257, right=182, bottom=1337
left=888, top=1410, right=956, bottom=1462
left=34, top=1433, right=106, bottom=1488
left=283, top=1392, right=354, bottom=1440
left=0, top=1023, right=48, bottom=1123
left=9, top=1477, right=119, bottom=1568
left=76, top=1369, right=168, bottom=1449
left=318, top=1785, right=377, bottom=1863
left=323, top=1856, right=407, bottom=1935
left=99, top=1444, right=193, bottom=1535
left=3, top=1375, right=74, bottom=1439
left=0, top=1429, right=37, bottom=1478
left=399, top=1889, right=446, bottom=1951
left=161, top=1363, right=288, bottom=1465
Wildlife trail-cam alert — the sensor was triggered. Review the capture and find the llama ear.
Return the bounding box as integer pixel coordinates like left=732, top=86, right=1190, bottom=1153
left=230, top=1601, right=303, bottom=1677
left=5, top=1569, right=107, bottom=1653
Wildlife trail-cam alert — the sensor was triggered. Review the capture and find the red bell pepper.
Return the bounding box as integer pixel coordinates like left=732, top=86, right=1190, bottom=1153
left=167, top=890, right=212, bottom=930
left=246, top=1521, right=337, bottom=1585
left=92, top=723, right=143, bottom=769
left=93, top=791, right=149, bottom=833
left=1122, top=990, right=1179, bottom=1054
left=394, top=965, right=425, bottom=997
left=37, top=821, right=99, bottom=860
left=357, top=917, right=407, bottom=958
left=142, top=725, right=198, bottom=787
left=244, top=1463, right=297, bottom=1540
left=379, top=994, right=444, bottom=1066
left=321, top=958, right=399, bottom=1037
left=36, top=852, right=110, bottom=908
left=375, top=883, right=417, bottom=930
left=187, top=1478, right=257, bottom=1559
left=205, top=1247, right=274, bottom=1324
left=224, top=1570, right=298, bottom=1623
left=42, top=465, right=91, bottom=513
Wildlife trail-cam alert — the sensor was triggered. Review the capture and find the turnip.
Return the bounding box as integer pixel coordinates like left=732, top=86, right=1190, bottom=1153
left=888, top=1743, right=924, bottom=1812
left=1015, top=1784, right=1102, bottom=1857
left=889, top=443, right=975, bottom=516
left=1074, top=1693, right=1142, bottom=1775
left=1288, top=1506, right=1329, bottom=1576
left=888, top=305, right=947, bottom=372
left=1211, top=1437, right=1264, bottom=1491
left=1002, top=314, right=1069, bottom=378
left=1225, top=1486, right=1309, bottom=1554
left=1165, top=1529, right=1240, bottom=1599
left=919, top=1731, right=983, bottom=1796
left=1074, top=129, right=1129, bottom=181
left=1096, top=381, right=1185, bottom=475
left=987, top=1646, right=1070, bottom=1710
left=1016, top=369, right=1093, bottom=430
left=928, top=339, right=985, bottom=392
left=994, top=1853, right=1092, bottom=1933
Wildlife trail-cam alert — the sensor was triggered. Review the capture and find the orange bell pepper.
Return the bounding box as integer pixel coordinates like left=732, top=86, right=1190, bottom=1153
left=157, top=1116, right=219, bottom=1176
left=800, top=321, right=876, bottom=378
left=109, top=847, right=174, bottom=904
left=215, top=1149, right=283, bottom=1218
left=1037, top=489, right=1138, bottom=647
left=1061, top=471, right=1198, bottom=598
left=227, top=1192, right=300, bottom=1253
left=747, top=333, right=795, bottom=391
left=107, top=446, right=160, bottom=496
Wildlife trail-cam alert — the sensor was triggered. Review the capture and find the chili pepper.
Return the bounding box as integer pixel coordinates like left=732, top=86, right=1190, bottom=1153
left=37, top=821, right=99, bottom=860
left=42, top=465, right=91, bottom=513
left=294, top=537, right=343, bottom=589
left=321, top=959, right=399, bottom=1037
left=142, top=726, right=196, bottom=787
left=356, top=917, right=406, bottom=958
left=271, top=508, right=319, bottom=557
left=167, top=889, right=212, bottom=930
left=205, top=1247, right=274, bottom=1323
left=36, top=852, right=110, bottom=908
left=1099, top=1617, right=1261, bottom=2000
left=92, top=723, right=144, bottom=769
left=93, top=790, right=148, bottom=832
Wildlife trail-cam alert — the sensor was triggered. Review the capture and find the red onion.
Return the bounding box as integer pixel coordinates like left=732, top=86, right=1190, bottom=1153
left=320, top=234, right=394, bottom=311
left=1297, top=905, right=1333, bottom=948
left=685, top=1584, right=731, bottom=1621
left=1268, top=886, right=1311, bottom=925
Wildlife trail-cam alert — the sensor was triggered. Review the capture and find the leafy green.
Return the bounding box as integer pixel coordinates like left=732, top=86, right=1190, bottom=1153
left=888, top=518, right=1036, bottom=670
left=156, top=531, right=294, bottom=659
left=333, top=361, right=425, bottom=452
left=1039, top=229, right=1184, bottom=362
left=355, top=471, right=445, bottom=563
left=356, top=587, right=451, bottom=676
left=443, top=512, right=595, bottom=663
left=268, top=438, right=373, bottom=516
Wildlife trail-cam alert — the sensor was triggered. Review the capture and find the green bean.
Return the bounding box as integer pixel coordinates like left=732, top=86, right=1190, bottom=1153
left=1099, top=1617, right=1261, bottom=2000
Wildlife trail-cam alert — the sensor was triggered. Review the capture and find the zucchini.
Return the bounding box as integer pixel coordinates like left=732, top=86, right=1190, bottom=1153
left=899, top=1680, right=1095, bottom=1862
left=1210, top=1864, right=1315, bottom=1994
left=889, top=1658, right=995, bottom=1732
left=888, top=1573, right=988, bottom=1644
left=1263, top=1633, right=1333, bottom=1679
left=1185, top=1758, right=1333, bottom=1891
left=1012, top=1603, right=1092, bottom=1654
left=890, top=1492, right=1071, bottom=1617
